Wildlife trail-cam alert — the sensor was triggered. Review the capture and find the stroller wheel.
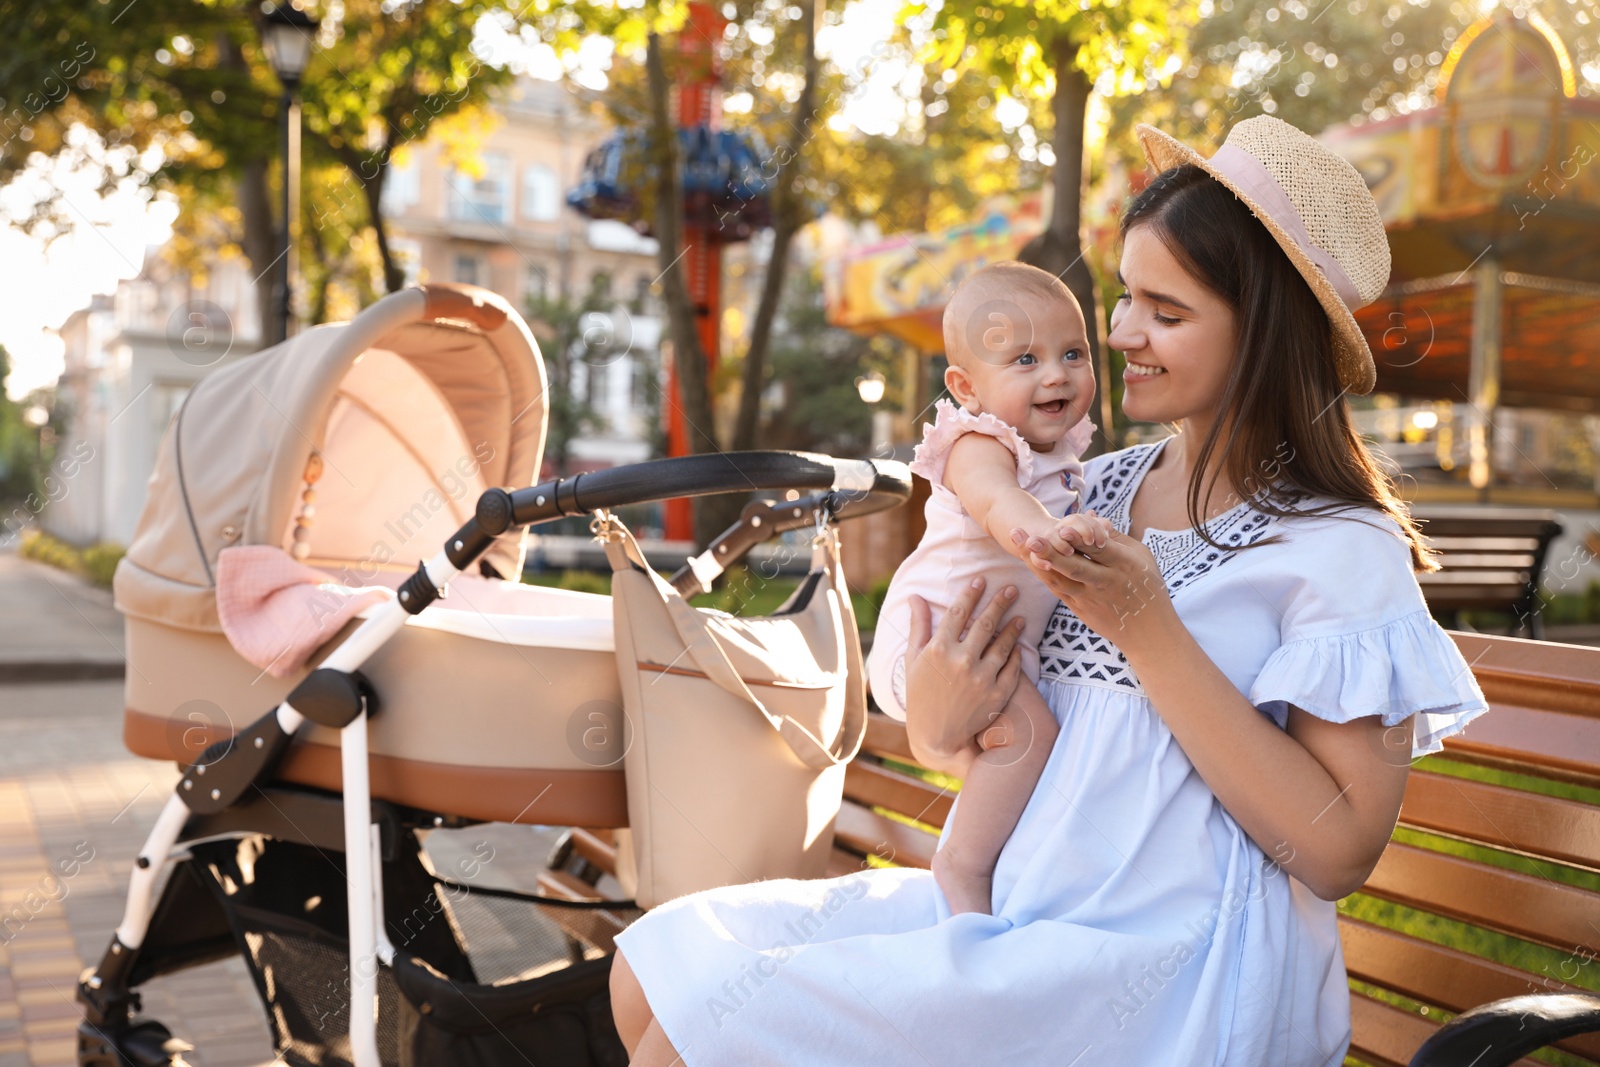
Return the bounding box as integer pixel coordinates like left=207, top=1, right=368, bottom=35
left=77, top=1019, right=195, bottom=1067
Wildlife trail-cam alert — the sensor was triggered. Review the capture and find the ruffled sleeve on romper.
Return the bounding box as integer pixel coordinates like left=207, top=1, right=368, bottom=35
left=1247, top=511, right=1491, bottom=760
left=908, top=397, right=1035, bottom=489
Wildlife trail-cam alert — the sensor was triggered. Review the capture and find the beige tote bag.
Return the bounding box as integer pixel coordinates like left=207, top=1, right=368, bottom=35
left=599, top=512, right=867, bottom=909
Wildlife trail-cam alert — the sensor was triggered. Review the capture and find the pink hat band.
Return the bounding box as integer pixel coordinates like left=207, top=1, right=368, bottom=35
left=1208, top=143, right=1363, bottom=312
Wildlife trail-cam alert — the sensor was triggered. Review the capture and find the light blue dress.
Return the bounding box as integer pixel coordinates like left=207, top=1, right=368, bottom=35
left=614, top=439, right=1490, bottom=1067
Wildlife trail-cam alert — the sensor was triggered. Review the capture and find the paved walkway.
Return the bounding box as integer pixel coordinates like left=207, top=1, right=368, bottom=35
left=0, top=555, right=124, bottom=684
left=0, top=552, right=274, bottom=1066
left=0, top=551, right=582, bottom=1067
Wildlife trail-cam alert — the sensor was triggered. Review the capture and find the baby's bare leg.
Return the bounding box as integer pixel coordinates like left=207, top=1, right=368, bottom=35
left=932, top=683, right=1058, bottom=916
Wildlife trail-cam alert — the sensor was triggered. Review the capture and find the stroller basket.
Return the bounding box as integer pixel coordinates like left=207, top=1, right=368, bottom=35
left=78, top=284, right=911, bottom=1067
left=181, top=829, right=639, bottom=1067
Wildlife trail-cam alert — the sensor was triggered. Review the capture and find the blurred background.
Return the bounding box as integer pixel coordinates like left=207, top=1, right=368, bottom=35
left=1, top=0, right=1598, bottom=615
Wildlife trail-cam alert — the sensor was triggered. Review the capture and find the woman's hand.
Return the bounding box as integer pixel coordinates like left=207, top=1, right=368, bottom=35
left=902, top=578, right=1026, bottom=774
left=1011, top=525, right=1179, bottom=661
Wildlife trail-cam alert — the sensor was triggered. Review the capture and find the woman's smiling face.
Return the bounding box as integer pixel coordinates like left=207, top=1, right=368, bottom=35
left=1107, top=225, right=1238, bottom=427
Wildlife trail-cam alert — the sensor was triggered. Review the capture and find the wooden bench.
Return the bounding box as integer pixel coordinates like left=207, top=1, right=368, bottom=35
left=548, top=632, right=1600, bottom=1067
left=1413, top=508, right=1564, bottom=639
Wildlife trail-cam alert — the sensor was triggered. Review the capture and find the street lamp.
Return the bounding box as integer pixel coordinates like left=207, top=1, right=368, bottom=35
left=854, top=371, right=886, bottom=406
left=854, top=371, right=892, bottom=454
left=21, top=405, right=48, bottom=465
left=260, top=2, right=319, bottom=345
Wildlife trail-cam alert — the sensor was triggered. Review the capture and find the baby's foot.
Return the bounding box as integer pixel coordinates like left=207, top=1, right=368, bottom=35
left=933, top=847, right=994, bottom=917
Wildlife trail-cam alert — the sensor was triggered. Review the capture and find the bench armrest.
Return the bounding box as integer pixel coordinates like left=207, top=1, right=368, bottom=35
left=1409, top=991, right=1600, bottom=1067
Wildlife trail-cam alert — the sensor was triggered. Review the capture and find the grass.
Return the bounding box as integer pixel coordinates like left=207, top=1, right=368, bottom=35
left=524, top=564, right=884, bottom=628
left=17, top=528, right=125, bottom=588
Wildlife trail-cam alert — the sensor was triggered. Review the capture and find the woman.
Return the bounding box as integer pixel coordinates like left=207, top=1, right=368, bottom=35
left=609, top=115, right=1490, bottom=1066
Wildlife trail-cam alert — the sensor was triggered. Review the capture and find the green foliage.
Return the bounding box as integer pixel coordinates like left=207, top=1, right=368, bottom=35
left=18, top=528, right=125, bottom=589
left=912, top=0, right=1183, bottom=96
left=753, top=263, right=887, bottom=458
left=0, top=0, right=518, bottom=303
left=0, top=348, right=47, bottom=507
left=1108, top=0, right=1600, bottom=161
left=524, top=568, right=612, bottom=596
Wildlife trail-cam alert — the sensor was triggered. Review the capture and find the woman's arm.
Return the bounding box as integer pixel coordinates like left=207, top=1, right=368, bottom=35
left=901, top=578, right=1027, bottom=775
left=1016, top=529, right=1411, bottom=901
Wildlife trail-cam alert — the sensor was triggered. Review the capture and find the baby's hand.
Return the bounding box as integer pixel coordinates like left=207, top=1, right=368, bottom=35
left=1010, top=513, right=1068, bottom=556
left=1055, top=511, right=1112, bottom=552
left=1008, top=510, right=1110, bottom=567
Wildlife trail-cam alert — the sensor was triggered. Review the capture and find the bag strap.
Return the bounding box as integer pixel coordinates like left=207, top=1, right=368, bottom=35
left=600, top=513, right=866, bottom=771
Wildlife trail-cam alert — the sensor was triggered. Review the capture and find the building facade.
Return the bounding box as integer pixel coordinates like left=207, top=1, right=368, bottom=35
left=380, top=75, right=669, bottom=474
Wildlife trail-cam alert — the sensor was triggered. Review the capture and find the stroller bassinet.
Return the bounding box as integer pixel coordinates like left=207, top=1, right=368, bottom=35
left=80, top=283, right=911, bottom=1067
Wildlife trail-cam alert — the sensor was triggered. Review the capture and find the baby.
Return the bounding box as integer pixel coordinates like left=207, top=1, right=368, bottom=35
left=868, top=260, right=1109, bottom=916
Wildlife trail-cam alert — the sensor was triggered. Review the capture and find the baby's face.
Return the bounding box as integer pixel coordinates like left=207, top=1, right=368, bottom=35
left=945, top=293, right=1095, bottom=451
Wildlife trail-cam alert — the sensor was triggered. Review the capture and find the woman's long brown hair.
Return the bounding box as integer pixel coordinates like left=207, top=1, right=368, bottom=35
left=1119, top=164, right=1437, bottom=571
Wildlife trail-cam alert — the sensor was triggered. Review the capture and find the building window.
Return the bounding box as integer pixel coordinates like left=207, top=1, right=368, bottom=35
left=447, top=153, right=511, bottom=225
left=380, top=156, right=421, bottom=218
left=525, top=265, right=548, bottom=305
left=633, top=273, right=654, bottom=313
left=522, top=164, right=561, bottom=221
left=454, top=255, right=482, bottom=286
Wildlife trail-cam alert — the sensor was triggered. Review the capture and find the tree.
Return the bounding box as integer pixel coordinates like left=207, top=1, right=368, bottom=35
left=0, top=348, right=58, bottom=530
left=910, top=0, right=1189, bottom=430
left=759, top=263, right=897, bottom=457
left=1107, top=0, right=1600, bottom=158
left=0, top=0, right=516, bottom=344
left=530, top=0, right=835, bottom=545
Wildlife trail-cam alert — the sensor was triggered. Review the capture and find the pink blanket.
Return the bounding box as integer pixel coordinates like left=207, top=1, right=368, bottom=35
left=216, top=546, right=393, bottom=678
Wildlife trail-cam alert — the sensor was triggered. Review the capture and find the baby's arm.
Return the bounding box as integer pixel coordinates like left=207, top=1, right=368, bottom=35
left=943, top=434, right=1109, bottom=562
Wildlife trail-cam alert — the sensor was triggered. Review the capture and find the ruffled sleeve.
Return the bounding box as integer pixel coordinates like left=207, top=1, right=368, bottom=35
left=1248, top=608, right=1490, bottom=759
left=908, top=397, right=1034, bottom=489
left=1064, top=415, right=1096, bottom=460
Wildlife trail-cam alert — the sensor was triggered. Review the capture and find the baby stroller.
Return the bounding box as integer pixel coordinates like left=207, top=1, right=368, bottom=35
left=78, top=283, right=910, bottom=1067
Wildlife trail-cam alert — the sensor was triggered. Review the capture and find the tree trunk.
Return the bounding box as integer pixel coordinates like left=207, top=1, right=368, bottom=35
left=238, top=158, right=280, bottom=348
left=339, top=145, right=405, bottom=295
left=1016, top=44, right=1109, bottom=451
left=646, top=32, right=726, bottom=547
left=731, top=0, right=819, bottom=453
left=215, top=32, right=279, bottom=349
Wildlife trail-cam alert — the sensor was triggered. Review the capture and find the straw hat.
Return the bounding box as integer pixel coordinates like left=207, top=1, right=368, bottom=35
left=1135, top=116, right=1390, bottom=395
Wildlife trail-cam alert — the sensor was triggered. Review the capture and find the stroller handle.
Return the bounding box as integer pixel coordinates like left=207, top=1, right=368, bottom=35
left=505, top=451, right=908, bottom=529
left=420, top=452, right=911, bottom=602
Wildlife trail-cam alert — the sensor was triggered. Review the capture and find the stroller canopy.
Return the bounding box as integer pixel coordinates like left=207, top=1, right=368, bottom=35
left=116, top=284, right=547, bottom=632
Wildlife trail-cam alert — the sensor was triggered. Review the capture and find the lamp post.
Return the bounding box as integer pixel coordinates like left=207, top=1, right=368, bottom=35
left=260, top=3, right=318, bottom=346
left=855, top=371, right=893, bottom=455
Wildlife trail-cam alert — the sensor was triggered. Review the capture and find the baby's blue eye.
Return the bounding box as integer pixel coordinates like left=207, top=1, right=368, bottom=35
left=1064, top=348, right=1084, bottom=362
left=1017, top=353, right=1037, bottom=365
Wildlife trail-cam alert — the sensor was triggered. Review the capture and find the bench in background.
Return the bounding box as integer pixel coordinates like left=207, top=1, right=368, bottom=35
left=1413, top=508, right=1564, bottom=639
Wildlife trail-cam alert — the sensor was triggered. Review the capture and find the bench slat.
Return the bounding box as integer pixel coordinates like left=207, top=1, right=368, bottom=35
left=1417, top=572, right=1531, bottom=586
left=1451, top=635, right=1600, bottom=720
left=1435, top=701, right=1600, bottom=793
left=865, top=710, right=918, bottom=763
left=844, top=760, right=954, bottom=831
left=1399, top=770, right=1600, bottom=871
left=1361, top=842, right=1600, bottom=956
left=1345, top=993, right=1551, bottom=1067
left=1340, top=917, right=1600, bottom=1061
left=1424, top=536, right=1545, bottom=552
left=1423, top=553, right=1537, bottom=569
left=835, top=800, right=937, bottom=870
left=1347, top=992, right=1438, bottom=1067
left=570, top=828, right=618, bottom=872
left=536, top=868, right=605, bottom=902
